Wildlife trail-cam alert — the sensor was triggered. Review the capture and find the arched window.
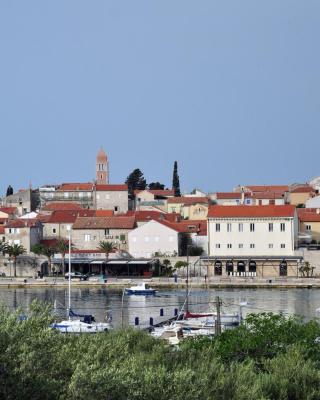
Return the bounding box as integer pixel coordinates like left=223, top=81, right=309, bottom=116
left=214, top=260, right=222, bottom=276
left=280, top=260, right=287, bottom=276
left=226, top=261, right=234, bottom=275
left=249, top=260, right=256, bottom=273
left=237, top=261, right=246, bottom=273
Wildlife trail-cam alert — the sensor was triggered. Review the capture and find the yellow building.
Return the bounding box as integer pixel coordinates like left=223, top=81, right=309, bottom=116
left=167, top=197, right=209, bottom=219
left=298, top=209, right=320, bottom=243
left=289, top=186, right=316, bottom=206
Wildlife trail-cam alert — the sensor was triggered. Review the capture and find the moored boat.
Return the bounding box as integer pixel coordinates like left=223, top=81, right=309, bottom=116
left=125, top=282, right=157, bottom=295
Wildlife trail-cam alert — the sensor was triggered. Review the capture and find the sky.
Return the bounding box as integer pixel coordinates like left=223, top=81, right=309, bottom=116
left=0, top=1, right=319, bottom=195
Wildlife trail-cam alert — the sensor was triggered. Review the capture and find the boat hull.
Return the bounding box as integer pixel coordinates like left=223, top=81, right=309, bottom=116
left=125, top=289, right=156, bottom=295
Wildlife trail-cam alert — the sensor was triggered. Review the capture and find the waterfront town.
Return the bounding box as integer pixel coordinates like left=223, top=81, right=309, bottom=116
left=1, top=147, right=320, bottom=283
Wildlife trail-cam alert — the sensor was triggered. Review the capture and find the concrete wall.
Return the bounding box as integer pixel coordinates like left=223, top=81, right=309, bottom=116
left=72, top=228, right=130, bottom=251
left=4, top=189, right=32, bottom=215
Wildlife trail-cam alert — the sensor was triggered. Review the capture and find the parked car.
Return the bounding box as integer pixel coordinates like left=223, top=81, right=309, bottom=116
left=65, top=272, right=88, bottom=281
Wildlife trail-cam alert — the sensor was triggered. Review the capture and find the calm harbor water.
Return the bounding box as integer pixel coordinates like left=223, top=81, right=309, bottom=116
left=0, top=287, right=320, bottom=327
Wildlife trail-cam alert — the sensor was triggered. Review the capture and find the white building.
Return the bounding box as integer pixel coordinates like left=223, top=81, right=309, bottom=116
left=128, top=220, right=179, bottom=258
left=306, top=195, right=320, bottom=209
left=208, top=205, right=297, bottom=257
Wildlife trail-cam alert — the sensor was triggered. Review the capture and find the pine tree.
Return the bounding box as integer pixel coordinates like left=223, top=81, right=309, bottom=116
left=148, top=182, right=165, bottom=190
left=125, top=169, right=147, bottom=195
left=172, top=161, right=181, bottom=197
left=6, top=185, right=13, bottom=197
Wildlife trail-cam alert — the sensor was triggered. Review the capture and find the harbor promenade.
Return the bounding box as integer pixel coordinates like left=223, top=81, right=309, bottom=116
left=1, top=276, right=320, bottom=289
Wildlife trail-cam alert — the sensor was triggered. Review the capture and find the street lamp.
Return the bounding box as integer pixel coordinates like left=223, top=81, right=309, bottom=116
left=66, top=225, right=71, bottom=320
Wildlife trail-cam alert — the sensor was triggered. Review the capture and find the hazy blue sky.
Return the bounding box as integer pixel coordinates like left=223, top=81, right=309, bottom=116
left=0, top=1, right=319, bottom=195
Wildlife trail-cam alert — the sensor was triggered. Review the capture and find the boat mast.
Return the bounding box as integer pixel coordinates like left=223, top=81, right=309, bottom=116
left=67, top=225, right=72, bottom=320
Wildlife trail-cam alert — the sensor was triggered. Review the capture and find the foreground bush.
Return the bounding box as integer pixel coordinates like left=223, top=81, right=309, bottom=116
left=1, top=303, right=320, bottom=399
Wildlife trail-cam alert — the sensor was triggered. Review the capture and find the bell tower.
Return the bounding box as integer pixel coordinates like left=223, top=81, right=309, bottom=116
left=96, top=147, right=109, bottom=184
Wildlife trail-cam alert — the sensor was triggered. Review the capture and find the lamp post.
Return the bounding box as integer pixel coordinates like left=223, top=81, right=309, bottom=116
left=186, top=244, right=193, bottom=312
left=66, top=225, right=71, bottom=320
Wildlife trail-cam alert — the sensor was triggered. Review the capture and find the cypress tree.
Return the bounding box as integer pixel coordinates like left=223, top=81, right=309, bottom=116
left=172, top=161, right=181, bottom=197
left=6, top=185, right=13, bottom=197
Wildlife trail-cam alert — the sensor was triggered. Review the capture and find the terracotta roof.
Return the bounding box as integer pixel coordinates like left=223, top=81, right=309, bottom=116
left=95, top=184, right=128, bottom=191
left=246, top=185, right=289, bottom=193
left=298, top=210, right=320, bottom=222
left=41, top=202, right=85, bottom=211
left=131, top=211, right=181, bottom=223
left=155, top=219, right=207, bottom=235
left=0, top=207, right=17, bottom=215
left=95, top=210, right=114, bottom=217
left=251, top=192, right=285, bottom=199
left=58, top=183, right=94, bottom=191
left=208, top=205, right=296, bottom=218
left=290, top=185, right=315, bottom=194
left=73, top=216, right=135, bottom=230
left=216, top=192, right=244, bottom=200
left=46, top=210, right=95, bottom=224
left=167, top=197, right=209, bottom=205
left=37, top=214, right=52, bottom=223
left=5, top=219, right=41, bottom=228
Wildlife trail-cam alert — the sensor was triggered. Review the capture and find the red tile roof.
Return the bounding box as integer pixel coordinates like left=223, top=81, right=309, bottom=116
left=208, top=205, right=296, bottom=218
left=5, top=219, right=41, bottom=228
left=290, top=185, right=315, bottom=194
left=41, top=202, right=85, bottom=211
left=246, top=185, right=289, bottom=193
left=0, top=207, right=17, bottom=215
left=73, top=216, right=135, bottom=230
left=95, top=210, right=114, bottom=217
left=58, top=183, right=94, bottom=191
left=46, top=210, right=96, bottom=224
left=251, top=192, right=285, bottom=199
left=95, top=184, right=128, bottom=191
left=216, top=192, right=245, bottom=200
left=156, top=219, right=207, bottom=235
left=167, top=197, right=209, bottom=205
left=131, top=211, right=181, bottom=223
left=298, top=209, right=320, bottom=222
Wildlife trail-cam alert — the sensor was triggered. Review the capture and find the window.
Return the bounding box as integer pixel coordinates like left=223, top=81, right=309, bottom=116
left=246, top=199, right=251, bottom=205
left=280, top=223, right=285, bottom=232
left=96, top=194, right=100, bottom=200
left=105, top=194, right=110, bottom=200
left=227, top=223, right=232, bottom=232
left=154, top=236, right=159, bottom=242
left=306, top=225, right=311, bottom=231
left=104, top=229, right=110, bottom=235
left=269, top=223, right=273, bottom=232
left=114, top=206, right=119, bottom=212
left=52, top=228, right=56, bottom=234
left=269, top=244, right=273, bottom=249
left=144, top=236, right=150, bottom=242
left=215, top=244, right=221, bottom=248
left=250, top=223, right=255, bottom=232
left=281, top=244, right=286, bottom=248
left=64, top=192, right=69, bottom=198
left=215, top=223, right=220, bottom=232
left=120, top=234, right=126, bottom=241
left=227, top=244, right=232, bottom=249
left=9, top=228, right=12, bottom=234
left=250, top=243, right=255, bottom=249
left=239, top=244, right=243, bottom=249
left=238, top=223, right=243, bottom=232
left=84, top=234, right=91, bottom=242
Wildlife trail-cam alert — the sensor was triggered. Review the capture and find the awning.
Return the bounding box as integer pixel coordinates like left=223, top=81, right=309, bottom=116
left=107, top=261, right=129, bottom=265
left=128, top=260, right=152, bottom=265
left=90, top=261, right=104, bottom=264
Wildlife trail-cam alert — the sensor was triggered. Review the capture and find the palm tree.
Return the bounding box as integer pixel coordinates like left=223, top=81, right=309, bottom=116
left=5, top=244, right=26, bottom=277
left=56, top=239, right=69, bottom=275
left=98, top=241, right=116, bottom=274
left=31, top=244, right=56, bottom=276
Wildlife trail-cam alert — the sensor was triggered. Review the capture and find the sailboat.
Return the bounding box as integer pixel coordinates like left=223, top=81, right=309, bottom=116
left=51, top=227, right=112, bottom=334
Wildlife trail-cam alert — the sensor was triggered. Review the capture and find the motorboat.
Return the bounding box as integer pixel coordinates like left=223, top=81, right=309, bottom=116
left=125, top=282, right=156, bottom=295
left=51, top=310, right=112, bottom=334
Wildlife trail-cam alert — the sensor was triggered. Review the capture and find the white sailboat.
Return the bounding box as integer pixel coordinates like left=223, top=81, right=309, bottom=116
left=51, top=226, right=112, bottom=334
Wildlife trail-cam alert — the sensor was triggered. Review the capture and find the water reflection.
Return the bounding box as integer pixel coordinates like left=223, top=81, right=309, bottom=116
left=0, top=288, right=320, bottom=327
